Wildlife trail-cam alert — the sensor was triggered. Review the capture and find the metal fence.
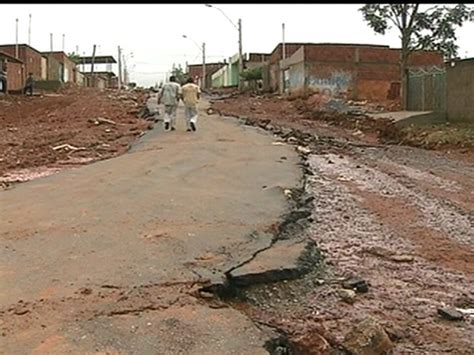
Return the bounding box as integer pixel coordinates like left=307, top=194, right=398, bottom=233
left=407, top=66, right=446, bottom=112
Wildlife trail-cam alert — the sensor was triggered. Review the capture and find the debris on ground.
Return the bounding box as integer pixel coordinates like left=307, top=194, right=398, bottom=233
left=342, top=316, right=394, bottom=355
left=213, top=93, right=474, bottom=353
left=0, top=87, right=152, bottom=182
left=438, top=308, right=465, bottom=321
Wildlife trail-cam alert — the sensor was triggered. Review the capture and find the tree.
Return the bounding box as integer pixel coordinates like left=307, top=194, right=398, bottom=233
left=68, top=52, right=81, bottom=64
left=240, top=67, right=263, bottom=81
left=360, top=4, right=474, bottom=109
left=170, top=63, right=187, bottom=84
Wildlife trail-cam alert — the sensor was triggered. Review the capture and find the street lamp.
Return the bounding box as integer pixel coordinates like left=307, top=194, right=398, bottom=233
left=205, top=4, right=243, bottom=90
left=182, top=34, right=206, bottom=90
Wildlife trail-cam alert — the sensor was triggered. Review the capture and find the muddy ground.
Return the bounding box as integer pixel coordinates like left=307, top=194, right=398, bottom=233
left=212, top=95, right=474, bottom=354
left=1, top=90, right=472, bottom=353
left=0, top=88, right=152, bottom=185
left=212, top=94, right=474, bottom=159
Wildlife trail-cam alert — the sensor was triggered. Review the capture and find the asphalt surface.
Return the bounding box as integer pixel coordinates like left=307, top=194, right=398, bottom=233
left=0, top=99, right=302, bottom=353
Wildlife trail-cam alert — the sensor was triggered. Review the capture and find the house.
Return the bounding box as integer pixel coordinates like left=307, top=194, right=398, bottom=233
left=276, top=43, right=443, bottom=104
left=211, top=55, right=239, bottom=88
left=0, top=51, right=24, bottom=92
left=211, top=53, right=270, bottom=89
left=41, top=51, right=77, bottom=83
left=77, top=55, right=118, bottom=88
left=0, top=44, right=44, bottom=82
left=187, top=62, right=226, bottom=88
left=84, top=71, right=118, bottom=88
left=81, top=72, right=109, bottom=89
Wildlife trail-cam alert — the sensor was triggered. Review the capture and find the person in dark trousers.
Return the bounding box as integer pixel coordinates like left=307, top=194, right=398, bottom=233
left=24, top=73, right=35, bottom=96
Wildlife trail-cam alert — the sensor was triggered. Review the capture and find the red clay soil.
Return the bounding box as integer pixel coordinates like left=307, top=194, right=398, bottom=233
left=0, top=88, right=152, bottom=182
left=212, top=94, right=474, bottom=157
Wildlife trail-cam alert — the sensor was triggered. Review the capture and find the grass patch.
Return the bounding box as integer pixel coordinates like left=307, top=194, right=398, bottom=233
left=381, top=122, right=474, bottom=149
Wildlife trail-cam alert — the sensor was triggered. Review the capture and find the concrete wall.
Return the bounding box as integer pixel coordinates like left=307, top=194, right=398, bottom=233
left=446, top=59, right=474, bottom=123
left=35, top=80, right=63, bottom=91
left=0, top=54, right=24, bottom=91
left=5, top=61, right=24, bottom=91
left=45, top=55, right=62, bottom=81
left=269, top=43, right=307, bottom=92
left=43, top=52, right=77, bottom=83
left=41, top=57, right=47, bottom=80
left=277, top=43, right=444, bottom=105
left=76, top=72, right=85, bottom=86
left=189, top=63, right=225, bottom=88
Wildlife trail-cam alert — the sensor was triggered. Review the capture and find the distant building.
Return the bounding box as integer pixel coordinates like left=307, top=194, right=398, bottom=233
left=187, top=62, right=226, bottom=89
left=211, top=53, right=270, bottom=89
left=0, top=51, right=24, bottom=92
left=273, top=42, right=443, bottom=104
left=0, top=44, right=44, bottom=85
left=41, top=51, right=78, bottom=83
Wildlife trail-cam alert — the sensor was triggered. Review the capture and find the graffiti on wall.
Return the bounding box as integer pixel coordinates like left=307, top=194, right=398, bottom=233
left=306, top=71, right=352, bottom=111
left=307, top=70, right=352, bottom=96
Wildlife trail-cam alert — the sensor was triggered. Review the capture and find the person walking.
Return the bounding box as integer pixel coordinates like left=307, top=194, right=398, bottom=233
left=23, top=73, right=35, bottom=96
left=181, top=77, right=201, bottom=132
left=158, top=75, right=181, bottom=131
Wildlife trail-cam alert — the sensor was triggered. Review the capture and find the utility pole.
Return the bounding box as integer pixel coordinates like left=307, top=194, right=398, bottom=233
left=202, top=42, right=206, bottom=90
left=238, top=18, right=243, bottom=90
left=28, top=14, right=31, bottom=46
left=122, top=54, right=127, bottom=86
left=281, top=22, right=286, bottom=94
left=117, top=46, right=122, bottom=90
left=282, top=23, right=286, bottom=60
left=62, top=34, right=65, bottom=52
left=15, top=19, right=19, bottom=58
left=91, top=44, right=96, bottom=87
left=50, top=33, right=53, bottom=52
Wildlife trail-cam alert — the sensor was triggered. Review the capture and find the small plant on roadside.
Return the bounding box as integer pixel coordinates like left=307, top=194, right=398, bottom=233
left=240, top=67, right=263, bottom=81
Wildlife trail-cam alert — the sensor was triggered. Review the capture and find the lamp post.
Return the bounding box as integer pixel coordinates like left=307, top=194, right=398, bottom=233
left=205, top=4, right=243, bottom=90
left=183, top=35, right=206, bottom=89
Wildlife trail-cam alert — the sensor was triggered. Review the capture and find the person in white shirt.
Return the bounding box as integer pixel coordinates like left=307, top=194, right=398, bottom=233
left=158, top=76, right=182, bottom=131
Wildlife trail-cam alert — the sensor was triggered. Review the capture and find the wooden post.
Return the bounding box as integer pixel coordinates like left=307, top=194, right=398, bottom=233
left=91, top=44, right=96, bottom=87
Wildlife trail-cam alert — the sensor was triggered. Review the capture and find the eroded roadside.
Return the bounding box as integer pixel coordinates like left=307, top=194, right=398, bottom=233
left=205, top=107, right=474, bottom=354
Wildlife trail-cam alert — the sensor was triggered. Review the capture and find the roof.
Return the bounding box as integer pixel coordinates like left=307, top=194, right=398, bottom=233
left=269, top=42, right=391, bottom=56
left=248, top=52, right=270, bottom=56
left=0, top=51, right=23, bottom=64
left=81, top=71, right=117, bottom=77
left=0, top=43, right=44, bottom=56
left=41, top=51, right=68, bottom=56
left=447, top=57, right=474, bottom=64
left=187, top=62, right=225, bottom=68
left=77, top=56, right=117, bottom=64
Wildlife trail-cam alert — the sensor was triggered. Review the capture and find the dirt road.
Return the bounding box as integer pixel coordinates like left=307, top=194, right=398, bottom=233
left=212, top=96, right=474, bottom=354
left=1, top=92, right=473, bottom=354
left=0, top=101, right=302, bottom=353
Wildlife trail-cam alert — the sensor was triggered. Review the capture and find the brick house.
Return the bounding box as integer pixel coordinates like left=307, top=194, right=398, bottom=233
left=276, top=43, right=444, bottom=104
left=187, top=62, right=226, bottom=88
left=41, top=51, right=77, bottom=83
left=0, top=51, right=24, bottom=92
left=0, top=44, right=44, bottom=83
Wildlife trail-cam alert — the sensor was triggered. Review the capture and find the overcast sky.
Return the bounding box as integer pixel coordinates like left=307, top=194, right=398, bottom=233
left=1, top=3, right=473, bottom=87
